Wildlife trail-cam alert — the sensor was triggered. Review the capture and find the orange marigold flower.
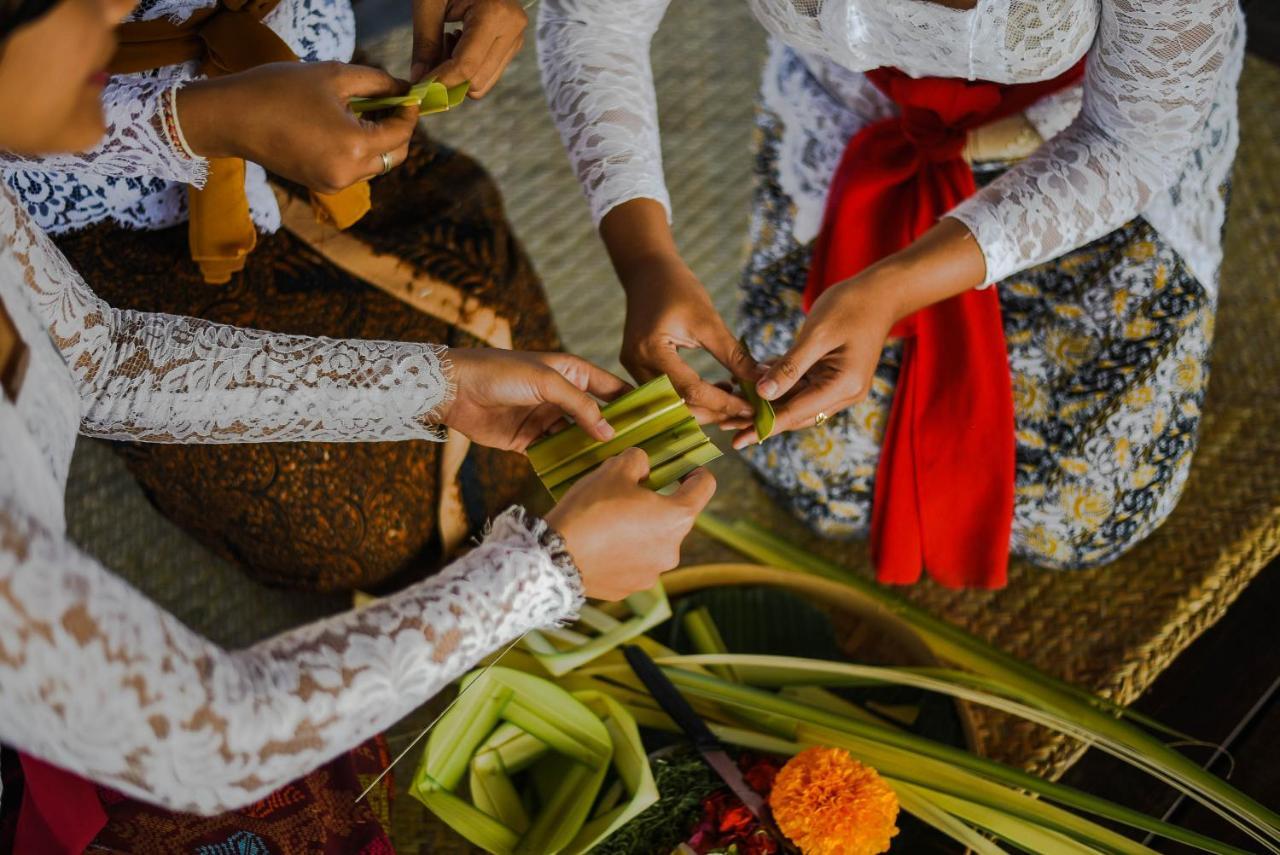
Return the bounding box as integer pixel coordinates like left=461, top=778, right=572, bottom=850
left=768, top=747, right=899, bottom=855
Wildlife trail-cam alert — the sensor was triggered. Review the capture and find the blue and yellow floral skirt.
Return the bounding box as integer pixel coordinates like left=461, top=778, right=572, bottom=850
left=738, top=79, right=1215, bottom=571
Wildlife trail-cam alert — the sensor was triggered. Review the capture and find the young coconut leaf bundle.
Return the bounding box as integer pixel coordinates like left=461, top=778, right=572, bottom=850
left=526, top=375, right=722, bottom=501
left=469, top=626, right=1260, bottom=854
left=691, top=516, right=1280, bottom=853
left=350, top=78, right=470, bottom=115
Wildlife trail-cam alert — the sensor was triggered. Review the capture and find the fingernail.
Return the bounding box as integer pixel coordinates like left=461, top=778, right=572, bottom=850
left=758, top=380, right=778, bottom=399
left=595, top=419, right=615, bottom=439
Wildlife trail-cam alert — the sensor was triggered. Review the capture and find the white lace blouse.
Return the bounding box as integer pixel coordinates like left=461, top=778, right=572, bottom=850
left=0, top=0, right=354, bottom=236
left=537, top=0, right=1244, bottom=295
left=0, top=186, right=584, bottom=813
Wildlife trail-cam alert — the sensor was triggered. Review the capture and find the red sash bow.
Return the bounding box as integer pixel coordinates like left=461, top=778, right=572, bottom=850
left=803, top=60, right=1085, bottom=589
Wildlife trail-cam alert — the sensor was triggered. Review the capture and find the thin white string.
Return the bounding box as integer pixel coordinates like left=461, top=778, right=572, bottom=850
left=354, top=632, right=527, bottom=804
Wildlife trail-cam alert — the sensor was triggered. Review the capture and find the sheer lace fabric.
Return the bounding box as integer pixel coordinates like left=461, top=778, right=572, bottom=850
left=537, top=0, right=1242, bottom=294
left=0, top=0, right=356, bottom=235
left=0, top=186, right=584, bottom=812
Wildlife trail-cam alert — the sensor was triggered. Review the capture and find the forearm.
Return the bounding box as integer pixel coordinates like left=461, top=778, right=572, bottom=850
left=0, top=502, right=581, bottom=815
left=599, top=198, right=682, bottom=290
left=865, top=217, right=989, bottom=320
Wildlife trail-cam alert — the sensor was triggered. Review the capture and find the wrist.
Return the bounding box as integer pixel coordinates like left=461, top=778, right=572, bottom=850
left=174, top=79, right=237, bottom=159
left=436, top=347, right=464, bottom=428
left=600, top=199, right=682, bottom=287
left=837, top=218, right=987, bottom=320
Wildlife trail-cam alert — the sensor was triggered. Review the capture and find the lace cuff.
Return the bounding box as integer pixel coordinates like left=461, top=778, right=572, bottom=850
left=486, top=507, right=585, bottom=618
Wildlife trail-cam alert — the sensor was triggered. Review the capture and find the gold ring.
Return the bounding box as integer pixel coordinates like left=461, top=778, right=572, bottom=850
left=815, top=411, right=828, bottom=427
left=380, top=151, right=394, bottom=176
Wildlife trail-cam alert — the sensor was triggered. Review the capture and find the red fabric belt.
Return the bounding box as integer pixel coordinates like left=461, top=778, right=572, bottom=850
left=802, top=60, right=1085, bottom=589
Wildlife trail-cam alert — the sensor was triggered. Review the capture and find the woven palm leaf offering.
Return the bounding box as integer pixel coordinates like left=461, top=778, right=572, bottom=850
left=406, top=533, right=1277, bottom=855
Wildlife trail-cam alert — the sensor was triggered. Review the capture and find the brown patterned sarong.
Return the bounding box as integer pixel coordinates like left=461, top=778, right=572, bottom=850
left=53, top=135, right=558, bottom=591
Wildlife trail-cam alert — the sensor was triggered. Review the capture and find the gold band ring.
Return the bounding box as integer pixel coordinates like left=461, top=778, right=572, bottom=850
left=815, top=411, right=828, bottom=427
left=380, top=151, right=394, bottom=176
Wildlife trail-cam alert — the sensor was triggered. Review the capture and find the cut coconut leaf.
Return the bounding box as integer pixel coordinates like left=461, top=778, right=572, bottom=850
left=518, top=754, right=609, bottom=855
left=521, top=584, right=671, bottom=676
left=643, top=442, right=723, bottom=494
left=563, top=692, right=660, bottom=854
left=350, top=79, right=470, bottom=115
left=891, top=782, right=1011, bottom=855
left=738, top=336, right=776, bottom=440
left=528, top=376, right=721, bottom=500
left=415, top=668, right=634, bottom=854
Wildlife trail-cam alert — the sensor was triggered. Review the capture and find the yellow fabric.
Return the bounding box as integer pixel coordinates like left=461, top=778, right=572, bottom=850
left=112, top=0, right=372, bottom=283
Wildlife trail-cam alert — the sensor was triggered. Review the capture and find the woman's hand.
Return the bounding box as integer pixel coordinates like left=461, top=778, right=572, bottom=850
left=729, top=273, right=902, bottom=448
left=546, top=449, right=716, bottom=601
left=411, top=0, right=527, bottom=98
left=601, top=200, right=758, bottom=425
left=176, top=62, right=419, bottom=193
left=730, top=218, right=988, bottom=447
left=440, top=349, right=630, bottom=452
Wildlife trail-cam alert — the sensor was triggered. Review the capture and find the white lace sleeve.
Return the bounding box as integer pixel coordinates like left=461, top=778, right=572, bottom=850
left=5, top=184, right=452, bottom=443
left=947, top=0, right=1237, bottom=285
left=0, top=501, right=583, bottom=814
left=0, top=76, right=206, bottom=187
left=537, top=0, right=673, bottom=227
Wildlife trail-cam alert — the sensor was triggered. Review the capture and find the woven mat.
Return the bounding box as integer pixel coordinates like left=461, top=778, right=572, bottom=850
left=60, top=4, right=1278, bottom=851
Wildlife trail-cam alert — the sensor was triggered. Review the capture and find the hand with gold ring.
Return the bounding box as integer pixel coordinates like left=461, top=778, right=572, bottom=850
left=728, top=219, right=986, bottom=449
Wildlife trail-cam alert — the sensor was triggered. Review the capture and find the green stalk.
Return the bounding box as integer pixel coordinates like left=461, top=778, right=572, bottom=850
left=891, top=782, right=1010, bottom=855
left=521, top=585, right=672, bottom=676
left=894, top=783, right=1114, bottom=855
left=682, top=606, right=739, bottom=682
left=694, top=514, right=1280, bottom=846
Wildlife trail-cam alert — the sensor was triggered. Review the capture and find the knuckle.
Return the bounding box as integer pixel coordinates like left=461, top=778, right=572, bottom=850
left=777, top=358, right=801, bottom=381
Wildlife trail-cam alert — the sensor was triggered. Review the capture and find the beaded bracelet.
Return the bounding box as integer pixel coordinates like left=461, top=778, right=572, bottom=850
left=161, top=82, right=200, bottom=161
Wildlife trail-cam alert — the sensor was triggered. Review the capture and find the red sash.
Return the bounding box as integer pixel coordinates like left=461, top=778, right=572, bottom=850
left=803, top=60, right=1085, bottom=589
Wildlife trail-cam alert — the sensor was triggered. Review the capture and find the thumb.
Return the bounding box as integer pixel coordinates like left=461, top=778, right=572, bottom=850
left=332, top=63, right=410, bottom=99
left=670, top=467, right=717, bottom=513
left=538, top=368, right=615, bottom=442
left=756, top=324, right=829, bottom=401
left=704, top=324, right=760, bottom=385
